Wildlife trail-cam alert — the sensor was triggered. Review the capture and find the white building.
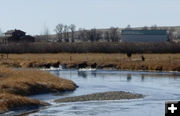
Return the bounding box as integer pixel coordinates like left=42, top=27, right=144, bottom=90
left=121, top=30, right=168, bottom=42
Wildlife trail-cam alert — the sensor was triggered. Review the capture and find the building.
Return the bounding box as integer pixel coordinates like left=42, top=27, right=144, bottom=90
left=121, top=30, right=168, bottom=42
left=5, top=29, right=26, bottom=38
left=3, top=29, right=35, bottom=43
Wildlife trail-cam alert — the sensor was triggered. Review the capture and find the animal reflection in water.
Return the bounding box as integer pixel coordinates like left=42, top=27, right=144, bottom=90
left=127, top=74, right=132, bottom=82
left=78, top=69, right=97, bottom=78
left=127, top=73, right=145, bottom=82
left=78, top=71, right=87, bottom=78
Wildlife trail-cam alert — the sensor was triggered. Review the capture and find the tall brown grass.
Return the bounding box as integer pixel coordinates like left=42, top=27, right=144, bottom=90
left=0, top=68, right=76, bottom=95
left=0, top=66, right=77, bottom=113
left=1, top=53, right=180, bottom=71
left=0, top=93, right=48, bottom=113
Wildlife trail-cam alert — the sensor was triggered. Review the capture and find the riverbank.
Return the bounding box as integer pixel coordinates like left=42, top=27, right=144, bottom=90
left=1, top=53, right=180, bottom=71
left=55, top=91, right=143, bottom=103
left=0, top=66, right=77, bottom=114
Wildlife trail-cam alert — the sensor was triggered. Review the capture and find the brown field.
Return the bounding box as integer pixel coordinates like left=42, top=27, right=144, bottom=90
left=1, top=53, right=180, bottom=71
left=0, top=66, right=77, bottom=113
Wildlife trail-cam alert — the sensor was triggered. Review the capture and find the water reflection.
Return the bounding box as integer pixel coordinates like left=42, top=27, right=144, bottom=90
left=77, top=70, right=97, bottom=78
left=78, top=71, right=87, bottom=78
left=30, top=69, right=180, bottom=116
left=127, top=74, right=132, bottom=82
left=51, top=69, right=180, bottom=82
left=91, top=71, right=97, bottom=77
left=141, top=74, right=145, bottom=82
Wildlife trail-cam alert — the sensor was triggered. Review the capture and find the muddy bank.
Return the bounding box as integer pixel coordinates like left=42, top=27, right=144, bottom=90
left=55, top=91, right=143, bottom=103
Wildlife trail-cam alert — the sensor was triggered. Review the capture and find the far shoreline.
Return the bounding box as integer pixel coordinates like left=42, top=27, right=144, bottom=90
left=40, top=67, right=180, bottom=73
left=1, top=53, right=180, bottom=72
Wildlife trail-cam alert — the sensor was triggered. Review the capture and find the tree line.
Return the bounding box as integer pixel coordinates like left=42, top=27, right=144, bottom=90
left=49, top=24, right=178, bottom=42
left=0, top=42, right=180, bottom=53
left=53, top=24, right=121, bottom=42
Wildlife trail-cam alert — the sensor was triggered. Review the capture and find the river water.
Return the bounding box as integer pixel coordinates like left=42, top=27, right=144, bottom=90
left=28, top=69, right=180, bottom=116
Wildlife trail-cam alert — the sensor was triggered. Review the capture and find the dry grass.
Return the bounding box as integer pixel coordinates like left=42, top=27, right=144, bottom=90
left=0, top=93, right=48, bottom=113
left=0, top=66, right=77, bottom=113
left=0, top=68, right=76, bottom=95
left=1, top=53, right=180, bottom=71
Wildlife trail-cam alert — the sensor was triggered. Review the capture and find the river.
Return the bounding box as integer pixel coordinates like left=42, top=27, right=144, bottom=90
left=28, top=69, right=180, bottom=116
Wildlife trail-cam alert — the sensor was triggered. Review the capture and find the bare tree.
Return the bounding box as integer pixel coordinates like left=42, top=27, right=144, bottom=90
left=89, top=29, right=96, bottom=42
left=0, top=29, right=3, bottom=36
left=104, top=31, right=110, bottom=42
left=95, top=31, right=102, bottom=42
left=0, top=29, right=4, bottom=44
left=43, top=26, right=50, bottom=42
left=92, top=29, right=102, bottom=42
left=69, top=24, right=76, bottom=42
left=151, top=25, right=158, bottom=30
left=78, top=28, right=89, bottom=41
left=109, top=27, right=119, bottom=42
left=63, top=25, right=70, bottom=42
left=143, top=26, right=149, bottom=30
left=126, top=24, right=131, bottom=30
left=83, top=28, right=102, bottom=42
left=168, top=27, right=175, bottom=41
left=55, top=24, right=64, bottom=42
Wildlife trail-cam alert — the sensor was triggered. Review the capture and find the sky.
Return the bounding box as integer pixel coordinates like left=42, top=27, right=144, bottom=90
left=0, top=0, right=180, bottom=35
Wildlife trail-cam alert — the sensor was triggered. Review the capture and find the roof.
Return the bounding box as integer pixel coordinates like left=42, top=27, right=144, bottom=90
left=121, top=30, right=167, bottom=35
left=5, top=29, right=25, bottom=34
left=5, top=30, right=15, bottom=34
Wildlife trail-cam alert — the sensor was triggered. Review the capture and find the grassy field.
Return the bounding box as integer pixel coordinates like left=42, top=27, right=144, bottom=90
left=0, top=66, right=77, bottom=113
left=1, top=53, right=180, bottom=71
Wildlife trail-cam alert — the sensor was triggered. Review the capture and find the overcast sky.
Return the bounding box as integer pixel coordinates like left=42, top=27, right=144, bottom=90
left=0, top=0, right=180, bottom=35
